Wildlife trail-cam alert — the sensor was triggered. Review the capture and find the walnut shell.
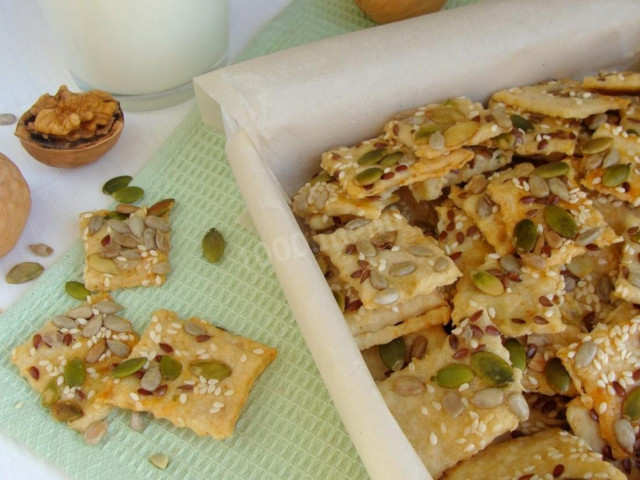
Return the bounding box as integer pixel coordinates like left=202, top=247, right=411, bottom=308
left=354, top=0, right=446, bottom=24
left=0, top=153, right=31, bottom=258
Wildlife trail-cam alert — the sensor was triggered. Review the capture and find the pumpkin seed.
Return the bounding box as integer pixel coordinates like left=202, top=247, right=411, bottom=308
left=380, top=151, right=404, bottom=167
left=147, top=198, right=175, bottom=217
left=112, top=186, right=144, bottom=203
left=393, top=375, right=425, bottom=396
left=357, top=148, right=386, bottom=166
left=102, top=175, right=132, bottom=194
left=65, top=281, right=91, bottom=300
left=202, top=228, right=225, bottom=263
left=566, top=256, right=596, bottom=278
left=149, top=453, right=169, bottom=470
left=140, top=365, right=162, bottom=392
left=379, top=338, right=406, bottom=371
left=354, top=167, right=383, bottom=186
left=152, top=262, right=171, bottom=275
left=544, top=357, right=570, bottom=394
left=112, top=357, right=146, bottom=378
left=6, top=262, right=44, bottom=284
left=190, top=360, right=231, bottom=380
left=160, top=355, right=183, bottom=381
left=544, top=205, right=576, bottom=238
left=581, top=136, right=613, bottom=155
left=104, top=211, right=127, bottom=221
left=429, top=130, right=445, bottom=149
left=415, top=124, right=442, bottom=142
left=41, top=379, right=61, bottom=406
left=332, top=290, right=345, bottom=312
left=623, top=386, right=640, bottom=420
left=443, top=121, right=479, bottom=147
left=513, top=218, right=538, bottom=253
left=64, top=358, right=86, bottom=387
left=504, top=338, right=526, bottom=370
left=0, top=113, right=17, bottom=125
left=470, top=351, right=513, bottom=387
left=309, top=172, right=333, bottom=185
left=84, top=420, right=108, bottom=445
left=493, top=133, right=513, bottom=150
left=528, top=174, right=550, bottom=198
left=107, top=339, right=132, bottom=358
left=614, top=418, right=636, bottom=453
left=470, top=388, right=504, bottom=408
left=28, top=243, right=53, bottom=257
left=434, top=363, right=474, bottom=388
left=51, top=400, right=84, bottom=422
left=601, top=163, right=630, bottom=188
left=510, top=114, right=534, bottom=132
left=87, top=254, right=119, bottom=274
left=185, top=321, right=207, bottom=337
left=427, top=107, right=465, bottom=126
left=532, top=161, right=570, bottom=179
left=471, top=271, right=504, bottom=296
left=574, top=341, right=597, bottom=368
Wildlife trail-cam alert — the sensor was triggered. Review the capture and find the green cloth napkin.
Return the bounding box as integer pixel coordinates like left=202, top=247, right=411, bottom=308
left=0, top=1, right=476, bottom=479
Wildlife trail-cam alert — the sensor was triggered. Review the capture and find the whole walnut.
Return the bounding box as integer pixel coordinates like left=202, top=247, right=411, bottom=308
left=0, top=153, right=31, bottom=257
left=354, top=0, right=447, bottom=23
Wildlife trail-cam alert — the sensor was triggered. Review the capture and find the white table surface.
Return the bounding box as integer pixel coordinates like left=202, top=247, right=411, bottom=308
left=0, top=1, right=291, bottom=478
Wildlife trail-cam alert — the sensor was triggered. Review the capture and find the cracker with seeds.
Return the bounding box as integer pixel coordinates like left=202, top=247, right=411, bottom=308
left=614, top=220, right=640, bottom=304
left=80, top=200, right=173, bottom=291
left=383, top=97, right=512, bottom=159
left=491, top=79, right=630, bottom=119
left=10, top=294, right=138, bottom=433
left=583, top=71, right=640, bottom=94
left=314, top=212, right=461, bottom=309
left=378, top=312, right=526, bottom=478
left=105, top=310, right=276, bottom=439
left=442, top=428, right=626, bottom=480
left=620, top=97, right=640, bottom=136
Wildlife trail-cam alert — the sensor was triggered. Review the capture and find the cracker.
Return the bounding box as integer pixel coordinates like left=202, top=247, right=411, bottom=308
left=620, top=97, right=640, bottom=136
left=378, top=312, right=524, bottom=478
left=10, top=294, right=138, bottom=432
left=320, top=136, right=473, bottom=200
left=615, top=219, right=640, bottom=304
left=314, top=212, right=461, bottom=309
left=105, top=310, right=277, bottom=439
left=583, top=71, right=640, bottom=94
left=80, top=203, right=173, bottom=291
left=491, top=79, right=630, bottom=119
left=442, top=428, right=626, bottom=480
left=383, top=97, right=512, bottom=159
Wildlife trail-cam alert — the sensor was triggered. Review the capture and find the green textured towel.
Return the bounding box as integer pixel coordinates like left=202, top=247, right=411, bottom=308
left=0, top=1, right=476, bottom=479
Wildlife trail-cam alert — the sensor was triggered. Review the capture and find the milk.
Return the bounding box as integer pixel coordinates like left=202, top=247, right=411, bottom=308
left=38, top=0, right=228, bottom=105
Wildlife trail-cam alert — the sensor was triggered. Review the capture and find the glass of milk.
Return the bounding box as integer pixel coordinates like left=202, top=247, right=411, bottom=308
left=37, top=0, right=229, bottom=110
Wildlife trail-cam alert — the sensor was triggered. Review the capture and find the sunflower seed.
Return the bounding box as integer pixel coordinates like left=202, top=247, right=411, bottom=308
left=120, top=249, right=141, bottom=260
left=528, top=174, right=549, bottom=198
left=127, top=215, right=145, bottom=238
left=113, top=233, right=139, bottom=248
left=85, top=340, right=106, bottom=364
left=145, top=215, right=170, bottom=232
left=93, top=300, right=123, bottom=315
left=28, top=243, right=53, bottom=257
left=83, top=420, right=108, bottom=445
left=614, top=418, right=636, bottom=453
left=88, top=215, right=105, bottom=235
left=507, top=393, right=530, bottom=421
left=155, top=230, right=170, bottom=252
left=548, top=177, right=569, bottom=202
left=66, top=305, right=94, bottom=319
left=107, top=339, right=132, bottom=358
left=574, top=341, right=597, bottom=368
left=106, top=219, right=131, bottom=234
left=499, top=254, right=521, bottom=273
left=140, top=365, right=162, bottom=392
left=0, top=113, right=17, bottom=125
left=408, top=245, right=432, bottom=257
left=442, top=391, right=465, bottom=418
left=129, top=411, right=146, bottom=432
left=389, top=261, right=416, bottom=277
left=475, top=196, right=493, bottom=218
left=185, top=321, right=207, bottom=337
left=373, top=287, right=400, bottom=305
left=115, top=203, right=138, bottom=215
left=369, top=270, right=388, bottom=290
left=602, top=147, right=620, bottom=168
left=393, top=375, right=425, bottom=396
left=356, top=240, right=377, bottom=257
left=87, top=254, right=119, bottom=274
left=148, top=198, right=175, bottom=217
left=103, top=315, right=131, bottom=332
left=82, top=314, right=103, bottom=338
left=152, top=262, right=171, bottom=275
left=575, top=227, right=602, bottom=246
left=470, top=388, right=504, bottom=408
left=51, top=315, right=77, bottom=330
left=101, top=243, right=122, bottom=259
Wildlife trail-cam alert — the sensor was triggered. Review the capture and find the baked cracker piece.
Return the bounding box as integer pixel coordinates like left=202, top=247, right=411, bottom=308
left=583, top=70, right=640, bottom=94
left=291, top=171, right=399, bottom=226
left=490, top=78, right=631, bottom=119
left=105, top=310, right=277, bottom=439
left=620, top=96, right=640, bottom=136
left=557, top=314, right=640, bottom=459
left=451, top=256, right=565, bottom=337
left=614, top=218, right=640, bottom=303
left=591, top=191, right=640, bottom=237
left=486, top=160, right=619, bottom=271
left=410, top=146, right=512, bottom=202
left=383, top=97, right=512, bottom=159
left=378, top=312, right=526, bottom=478
left=320, top=136, right=473, bottom=200
left=580, top=122, right=640, bottom=206
left=442, top=428, right=626, bottom=480
left=516, top=393, right=571, bottom=436
left=10, top=294, right=138, bottom=433
left=314, top=212, right=461, bottom=310
left=80, top=200, right=173, bottom=291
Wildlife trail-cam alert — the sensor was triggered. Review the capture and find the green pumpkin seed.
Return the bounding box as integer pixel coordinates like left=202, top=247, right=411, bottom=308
left=513, top=218, right=538, bottom=253
left=532, top=161, right=570, bottom=179
left=6, top=262, right=44, bottom=284
left=415, top=124, right=443, bottom=142
left=357, top=148, right=386, bottom=166
left=64, top=358, right=86, bottom=387
left=190, top=360, right=232, bottom=380
left=544, top=357, right=570, bottom=394
left=544, top=205, right=576, bottom=239
left=379, top=151, right=404, bottom=167
left=104, top=211, right=128, bottom=221
left=41, top=379, right=61, bottom=407
left=202, top=228, right=225, bottom=263
left=65, top=281, right=91, bottom=300
left=112, top=186, right=144, bottom=203
left=51, top=400, right=84, bottom=422
left=510, top=114, right=534, bottom=132
left=471, top=270, right=504, bottom=296
left=434, top=363, right=474, bottom=389
left=379, top=338, right=406, bottom=371
left=309, top=172, right=333, bottom=185
left=504, top=338, right=526, bottom=371
left=111, top=357, right=146, bottom=378
left=102, top=175, right=132, bottom=194
left=87, top=254, right=119, bottom=274
left=567, top=256, right=596, bottom=278
left=601, top=163, right=630, bottom=188
left=582, top=136, right=613, bottom=155
left=159, top=355, right=182, bottom=381
left=470, top=351, right=513, bottom=387
left=631, top=230, right=640, bottom=244
left=427, top=106, right=465, bottom=126
left=493, top=133, right=513, bottom=150
left=443, top=121, right=479, bottom=147
left=332, top=290, right=345, bottom=313
left=147, top=198, right=175, bottom=217
left=622, top=386, right=640, bottom=420
left=354, top=167, right=383, bottom=186
left=149, top=453, right=169, bottom=470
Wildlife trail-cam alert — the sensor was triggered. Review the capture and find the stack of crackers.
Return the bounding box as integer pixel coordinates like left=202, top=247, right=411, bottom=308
left=292, top=71, right=640, bottom=478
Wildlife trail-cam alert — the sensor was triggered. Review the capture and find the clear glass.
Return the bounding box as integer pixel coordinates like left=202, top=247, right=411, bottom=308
left=38, top=0, right=229, bottom=110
